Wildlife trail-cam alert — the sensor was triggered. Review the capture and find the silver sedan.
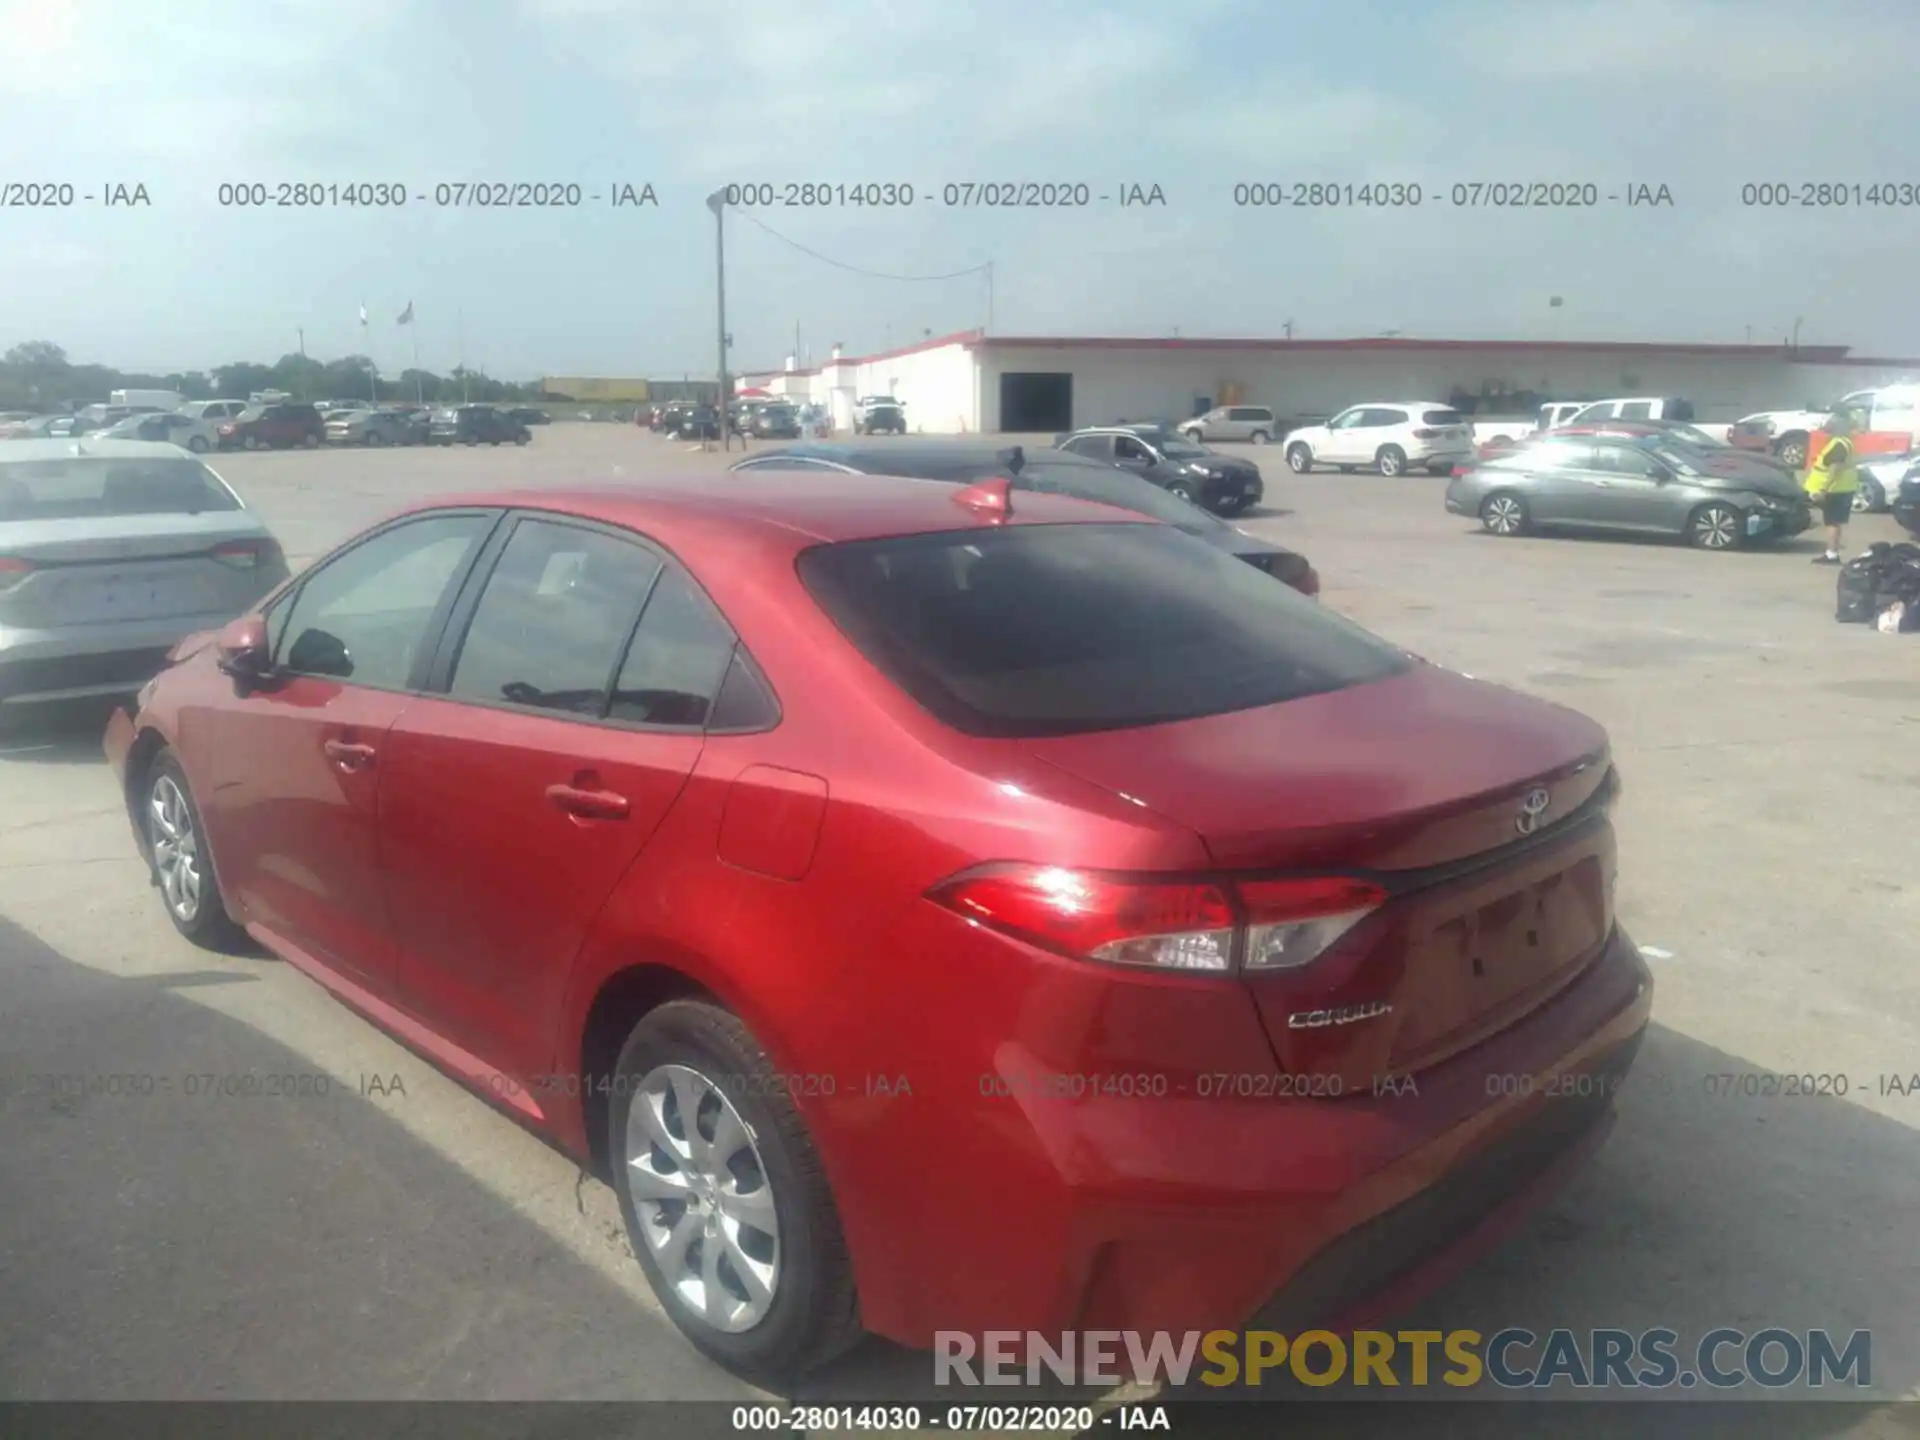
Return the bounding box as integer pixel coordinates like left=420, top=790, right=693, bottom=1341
left=0, top=439, right=290, bottom=728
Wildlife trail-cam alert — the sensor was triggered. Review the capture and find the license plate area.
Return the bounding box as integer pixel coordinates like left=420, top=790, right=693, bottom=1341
left=52, top=569, right=203, bottom=624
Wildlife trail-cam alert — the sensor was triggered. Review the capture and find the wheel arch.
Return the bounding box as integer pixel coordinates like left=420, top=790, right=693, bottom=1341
left=574, top=960, right=720, bottom=1179
left=120, top=723, right=173, bottom=860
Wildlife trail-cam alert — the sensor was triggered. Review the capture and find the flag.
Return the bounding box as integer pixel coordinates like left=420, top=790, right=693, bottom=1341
left=397, top=301, right=414, bottom=325
left=359, top=304, right=368, bottom=326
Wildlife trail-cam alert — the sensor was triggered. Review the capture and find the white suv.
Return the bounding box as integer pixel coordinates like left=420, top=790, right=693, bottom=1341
left=1283, top=402, right=1475, bottom=476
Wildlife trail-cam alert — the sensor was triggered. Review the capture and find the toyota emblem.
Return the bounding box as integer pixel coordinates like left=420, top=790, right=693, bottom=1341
left=1515, top=787, right=1552, bottom=836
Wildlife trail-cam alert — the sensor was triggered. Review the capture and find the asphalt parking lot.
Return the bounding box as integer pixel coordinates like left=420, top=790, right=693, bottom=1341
left=2, top=425, right=1917, bottom=1430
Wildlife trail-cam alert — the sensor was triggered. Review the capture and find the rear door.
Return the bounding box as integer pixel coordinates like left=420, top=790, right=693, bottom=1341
left=378, top=514, right=734, bottom=1077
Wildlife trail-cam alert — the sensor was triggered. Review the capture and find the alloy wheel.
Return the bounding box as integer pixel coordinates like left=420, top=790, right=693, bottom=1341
left=1853, top=482, right=1882, bottom=514
left=1693, top=505, right=1739, bottom=549
left=148, top=775, right=203, bottom=923
left=1483, top=494, right=1525, bottom=535
left=626, top=1064, right=780, bottom=1333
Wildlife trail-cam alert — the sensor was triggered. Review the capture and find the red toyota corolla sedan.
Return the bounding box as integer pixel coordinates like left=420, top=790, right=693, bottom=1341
left=104, top=472, right=1651, bottom=1380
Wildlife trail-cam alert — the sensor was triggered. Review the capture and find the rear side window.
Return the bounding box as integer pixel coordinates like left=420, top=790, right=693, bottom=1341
left=797, top=523, right=1408, bottom=738
left=609, top=570, right=738, bottom=726
left=448, top=519, right=663, bottom=716
left=1617, top=401, right=1654, bottom=420
left=1227, top=407, right=1271, bottom=421
left=0, top=458, right=239, bottom=520
left=1422, top=409, right=1466, bottom=426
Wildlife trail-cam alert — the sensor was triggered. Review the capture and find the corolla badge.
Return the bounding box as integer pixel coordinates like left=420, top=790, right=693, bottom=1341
left=1287, top=1000, right=1393, bottom=1030
left=1515, top=787, right=1552, bottom=836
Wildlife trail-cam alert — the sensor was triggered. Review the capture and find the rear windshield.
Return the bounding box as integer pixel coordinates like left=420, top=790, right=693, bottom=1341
left=0, top=458, right=241, bottom=520
left=1423, top=409, right=1467, bottom=426
left=797, top=523, right=1407, bottom=738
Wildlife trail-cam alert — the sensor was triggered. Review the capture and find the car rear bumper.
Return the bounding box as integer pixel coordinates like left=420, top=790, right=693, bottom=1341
left=826, top=918, right=1651, bottom=1346
left=0, top=612, right=249, bottom=710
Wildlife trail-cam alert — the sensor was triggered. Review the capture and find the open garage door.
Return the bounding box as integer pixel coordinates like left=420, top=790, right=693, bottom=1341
left=1000, top=373, right=1072, bottom=432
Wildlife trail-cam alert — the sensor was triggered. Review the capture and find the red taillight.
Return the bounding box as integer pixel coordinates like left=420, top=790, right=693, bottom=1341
left=928, top=864, right=1385, bottom=974
left=0, top=555, right=33, bottom=591
left=209, top=539, right=280, bottom=569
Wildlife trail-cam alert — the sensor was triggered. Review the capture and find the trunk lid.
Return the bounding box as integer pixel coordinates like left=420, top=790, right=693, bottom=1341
left=0, top=514, right=276, bottom=627
left=1024, top=665, right=1617, bottom=1082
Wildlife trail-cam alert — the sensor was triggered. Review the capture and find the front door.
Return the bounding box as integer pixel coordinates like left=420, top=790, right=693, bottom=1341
left=1570, top=441, right=1686, bottom=532
left=200, top=511, right=497, bottom=988
left=379, top=517, right=738, bottom=1079
left=1318, top=408, right=1369, bottom=463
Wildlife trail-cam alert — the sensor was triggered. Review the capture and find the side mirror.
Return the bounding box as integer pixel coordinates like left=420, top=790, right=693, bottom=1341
left=1650, top=465, right=1674, bottom=483
left=214, top=613, right=271, bottom=678
left=285, top=628, right=351, bottom=677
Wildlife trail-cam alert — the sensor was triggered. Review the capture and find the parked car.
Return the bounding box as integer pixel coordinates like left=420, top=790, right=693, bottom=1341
left=507, top=407, right=552, bottom=426
left=1566, top=396, right=1695, bottom=425
left=1181, top=404, right=1279, bottom=445
left=731, top=439, right=1316, bottom=595
left=0, top=440, right=288, bottom=729
left=218, top=403, right=326, bottom=451
left=1284, top=403, right=1475, bottom=477
left=103, top=467, right=1648, bottom=1379
left=1472, top=403, right=1590, bottom=453
left=1893, top=468, right=1920, bottom=536
left=177, top=400, right=250, bottom=427
left=326, top=408, right=417, bottom=447
left=1855, top=454, right=1916, bottom=514
left=748, top=405, right=803, bottom=440
left=1054, top=426, right=1263, bottom=514
left=428, top=405, right=532, bottom=447
left=1548, top=418, right=1747, bottom=454
left=673, top=406, right=723, bottom=441
left=1445, top=432, right=1811, bottom=549
left=6, top=415, right=80, bottom=440
left=854, top=403, right=906, bottom=436
left=98, top=411, right=220, bottom=453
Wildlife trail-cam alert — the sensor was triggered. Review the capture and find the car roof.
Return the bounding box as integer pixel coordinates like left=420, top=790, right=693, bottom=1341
left=1344, top=400, right=1456, bottom=409
left=409, top=471, right=1150, bottom=554
left=0, top=438, right=202, bottom=462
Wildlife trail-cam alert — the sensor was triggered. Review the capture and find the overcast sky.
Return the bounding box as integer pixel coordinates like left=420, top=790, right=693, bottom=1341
left=2, top=0, right=1914, bottom=378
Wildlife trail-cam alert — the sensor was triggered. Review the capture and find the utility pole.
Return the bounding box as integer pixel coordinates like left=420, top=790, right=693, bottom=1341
left=297, top=328, right=306, bottom=358
left=708, top=188, right=730, bottom=451
left=985, top=261, right=994, bottom=333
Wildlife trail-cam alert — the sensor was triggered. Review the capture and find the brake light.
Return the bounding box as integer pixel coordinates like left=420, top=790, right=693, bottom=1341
left=209, top=539, right=280, bottom=569
left=927, top=864, right=1385, bottom=974
left=1238, top=876, right=1386, bottom=971
left=0, top=555, right=33, bottom=591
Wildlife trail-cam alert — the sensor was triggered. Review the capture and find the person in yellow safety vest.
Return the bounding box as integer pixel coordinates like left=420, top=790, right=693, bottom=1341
left=1804, top=408, right=1861, bottom=565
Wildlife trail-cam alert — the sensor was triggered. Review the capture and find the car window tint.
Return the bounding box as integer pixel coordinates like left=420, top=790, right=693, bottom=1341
left=798, top=523, right=1408, bottom=739
left=1113, top=435, right=1153, bottom=462
left=1020, top=459, right=1213, bottom=531
left=1592, top=443, right=1657, bottom=476
left=608, top=569, right=737, bottom=727
left=448, top=519, right=663, bottom=717
left=1617, top=401, right=1654, bottom=420
left=278, top=514, right=491, bottom=686
left=1422, top=410, right=1466, bottom=426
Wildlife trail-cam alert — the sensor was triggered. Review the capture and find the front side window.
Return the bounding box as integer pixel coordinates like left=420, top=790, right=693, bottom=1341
left=447, top=519, right=663, bottom=716
left=277, top=514, right=492, bottom=686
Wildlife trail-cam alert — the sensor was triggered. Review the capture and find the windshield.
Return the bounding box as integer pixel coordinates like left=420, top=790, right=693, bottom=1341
left=0, top=457, right=241, bottom=519
left=236, top=406, right=266, bottom=420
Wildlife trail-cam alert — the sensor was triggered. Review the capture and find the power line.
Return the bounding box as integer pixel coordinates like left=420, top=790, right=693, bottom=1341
left=731, top=208, right=989, bottom=282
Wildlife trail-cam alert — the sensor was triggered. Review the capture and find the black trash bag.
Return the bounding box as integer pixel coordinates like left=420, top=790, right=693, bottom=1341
left=1836, top=547, right=1885, bottom=623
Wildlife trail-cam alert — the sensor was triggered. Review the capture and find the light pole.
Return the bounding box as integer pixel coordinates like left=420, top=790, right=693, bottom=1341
left=707, top=188, right=731, bottom=452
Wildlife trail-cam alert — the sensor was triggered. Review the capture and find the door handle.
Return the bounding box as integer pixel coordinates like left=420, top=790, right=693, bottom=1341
left=323, top=739, right=376, bottom=766
left=545, top=783, right=630, bottom=820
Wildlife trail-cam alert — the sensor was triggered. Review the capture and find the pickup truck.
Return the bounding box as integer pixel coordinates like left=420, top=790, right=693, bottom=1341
left=1470, top=402, right=1589, bottom=452
left=1731, top=383, right=1919, bottom=469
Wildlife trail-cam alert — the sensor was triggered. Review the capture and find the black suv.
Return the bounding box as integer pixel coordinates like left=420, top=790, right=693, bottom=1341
left=750, top=405, right=802, bottom=439
left=1894, top=466, right=1920, bottom=537
left=428, top=405, right=532, bottom=446
left=1053, top=426, right=1264, bottom=514
left=856, top=403, right=906, bottom=435
left=674, top=406, right=723, bottom=440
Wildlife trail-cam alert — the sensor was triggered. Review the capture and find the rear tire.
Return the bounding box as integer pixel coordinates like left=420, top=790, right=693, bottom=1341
left=609, top=1000, right=862, bottom=1381
left=1480, top=491, right=1529, bottom=536
left=1285, top=443, right=1313, bottom=474
left=304, top=432, right=320, bottom=448
left=1377, top=445, right=1407, bottom=477
left=1774, top=435, right=1809, bottom=468
left=1166, top=482, right=1199, bottom=505
left=367, top=431, right=386, bottom=447
left=142, top=750, right=246, bottom=951
left=1688, top=501, right=1744, bottom=550
left=1249, top=430, right=1269, bottom=445
left=242, top=435, right=260, bottom=451
left=1854, top=479, right=1885, bottom=513
left=187, top=436, right=210, bottom=453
